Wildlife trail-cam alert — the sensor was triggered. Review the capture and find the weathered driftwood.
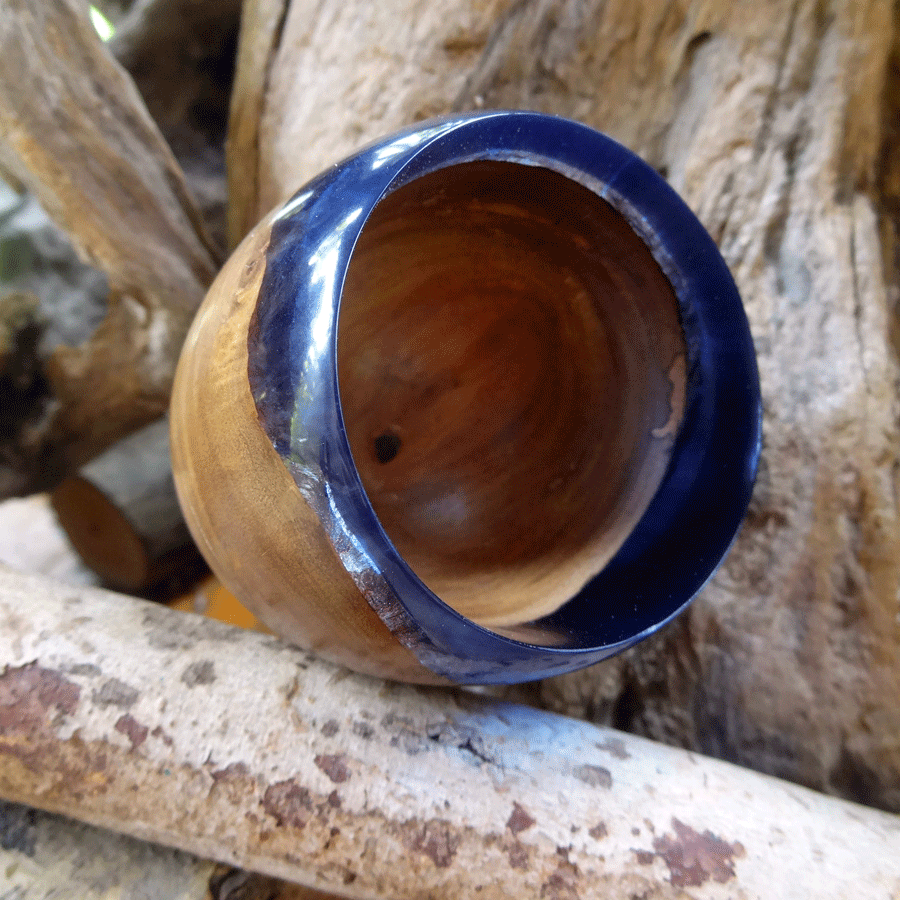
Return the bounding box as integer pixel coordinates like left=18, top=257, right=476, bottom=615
left=227, top=0, right=900, bottom=810
left=0, top=0, right=219, bottom=497
left=524, top=0, right=900, bottom=814
left=50, top=417, right=205, bottom=596
left=0, top=798, right=215, bottom=900
left=226, top=0, right=288, bottom=248
left=110, top=0, right=242, bottom=251
left=0, top=493, right=98, bottom=587
left=0, top=799, right=343, bottom=900
left=0, top=569, right=898, bottom=900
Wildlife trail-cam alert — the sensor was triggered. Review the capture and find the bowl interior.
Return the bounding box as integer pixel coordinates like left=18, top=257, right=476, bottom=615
left=337, top=160, right=686, bottom=629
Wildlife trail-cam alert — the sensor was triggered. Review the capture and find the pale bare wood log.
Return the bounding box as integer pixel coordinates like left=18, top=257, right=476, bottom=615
left=230, top=0, right=521, bottom=232
left=0, top=0, right=219, bottom=498
left=0, top=799, right=346, bottom=899
left=0, top=798, right=216, bottom=899
left=230, top=0, right=900, bottom=810
left=0, top=568, right=899, bottom=900
left=518, top=0, right=900, bottom=813
left=0, top=494, right=99, bottom=586
left=49, top=417, right=206, bottom=595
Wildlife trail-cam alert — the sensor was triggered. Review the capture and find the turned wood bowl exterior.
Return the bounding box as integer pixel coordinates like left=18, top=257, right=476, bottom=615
left=170, top=111, right=761, bottom=684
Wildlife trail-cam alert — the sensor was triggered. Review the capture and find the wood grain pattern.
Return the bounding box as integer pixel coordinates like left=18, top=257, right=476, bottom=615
left=0, top=0, right=218, bottom=497
left=339, top=161, right=685, bottom=627
left=50, top=418, right=203, bottom=594
left=2, top=0, right=896, bottom=814
left=169, top=213, right=435, bottom=683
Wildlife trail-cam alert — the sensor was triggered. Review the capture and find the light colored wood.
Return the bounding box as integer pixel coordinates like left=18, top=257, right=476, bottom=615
left=0, top=567, right=899, bottom=899
left=50, top=418, right=203, bottom=594
left=0, top=799, right=349, bottom=899
left=0, top=799, right=215, bottom=900
left=0, top=0, right=218, bottom=497
left=2, top=0, right=897, bottom=816
left=227, top=0, right=289, bottom=247
left=230, top=0, right=900, bottom=809
left=247, top=0, right=519, bottom=221
left=169, top=214, right=435, bottom=682
left=512, top=0, right=900, bottom=813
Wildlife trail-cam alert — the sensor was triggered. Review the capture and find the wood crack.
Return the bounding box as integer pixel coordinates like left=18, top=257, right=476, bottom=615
left=451, top=0, right=539, bottom=110
left=753, top=0, right=801, bottom=159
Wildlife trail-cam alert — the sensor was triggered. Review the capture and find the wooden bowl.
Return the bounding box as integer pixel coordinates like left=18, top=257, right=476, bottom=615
left=170, top=112, right=761, bottom=684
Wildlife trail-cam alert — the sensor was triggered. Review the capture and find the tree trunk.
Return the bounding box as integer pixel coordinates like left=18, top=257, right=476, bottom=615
left=229, top=0, right=900, bottom=811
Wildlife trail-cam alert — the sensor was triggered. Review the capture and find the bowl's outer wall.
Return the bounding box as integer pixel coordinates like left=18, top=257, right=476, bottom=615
left=170, top=214, right=444, bottom=684
left=177, top=111, right=762, bottom=684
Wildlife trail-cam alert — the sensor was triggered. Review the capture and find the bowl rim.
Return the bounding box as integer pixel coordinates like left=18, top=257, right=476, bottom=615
left=251, top=110, right=762, bottom=683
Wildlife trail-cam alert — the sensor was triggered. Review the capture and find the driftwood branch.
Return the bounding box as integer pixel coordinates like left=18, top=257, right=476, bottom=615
left=0, top=568, right=898, bottom=899
left=0, top=0, right=898, bottom=854
left=50, top=417, right=206, bottom=596
left=0, top=0, right=219, bottom=497
left=0, top=799, right=343, bottom=899
left=227, top=0, right=287, bottom=247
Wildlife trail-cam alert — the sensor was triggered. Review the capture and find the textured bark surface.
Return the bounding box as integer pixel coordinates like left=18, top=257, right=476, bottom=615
left=1, top=569, right=898, bottom=900
left=0, top=0, right=219, bottom=497
left=228, top=0, right=900, bottom=811
left=0, top=799, right=345, bottom=899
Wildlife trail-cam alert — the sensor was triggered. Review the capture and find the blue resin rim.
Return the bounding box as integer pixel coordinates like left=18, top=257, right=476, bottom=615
left=250, top=111, right=762, bottom=683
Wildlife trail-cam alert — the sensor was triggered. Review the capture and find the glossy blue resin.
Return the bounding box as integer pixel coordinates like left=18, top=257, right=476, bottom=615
left=248, top=111, right=761, bottom=684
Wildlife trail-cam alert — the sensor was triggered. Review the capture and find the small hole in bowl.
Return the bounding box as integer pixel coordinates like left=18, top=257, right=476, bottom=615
left=374, top=430, right=402, bottom=464
left=338, top=160, right=686, bottom=632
